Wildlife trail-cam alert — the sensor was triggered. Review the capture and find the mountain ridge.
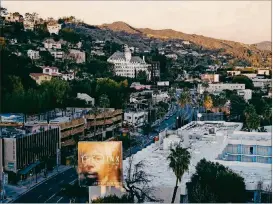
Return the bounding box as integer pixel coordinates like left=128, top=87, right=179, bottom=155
left=97, top=21, right=271, bottom=67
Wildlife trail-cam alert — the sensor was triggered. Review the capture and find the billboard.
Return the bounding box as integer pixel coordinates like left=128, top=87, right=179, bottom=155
left=157, top=81, right=169, bottom=86
left=78, top=142, right=123, bottom=187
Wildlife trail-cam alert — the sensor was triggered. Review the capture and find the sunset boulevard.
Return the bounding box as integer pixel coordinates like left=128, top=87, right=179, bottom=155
left=9, top=105, right=183, bottom=203
left=8, top=166, right=75, bottom=203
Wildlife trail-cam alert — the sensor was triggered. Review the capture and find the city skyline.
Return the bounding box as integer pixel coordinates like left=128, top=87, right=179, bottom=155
left=2, top=0, right=272, bottom=44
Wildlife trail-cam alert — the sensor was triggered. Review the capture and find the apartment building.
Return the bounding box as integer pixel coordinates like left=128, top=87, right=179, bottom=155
left=124, top=111, right=148, bottom=127
left=237, top=89, right=252, bottom=101
left=1, top=127, right=60, bottom=176
left=197, top=83, right=245, bottom=94
left=150, top=61, right=160, bottom=82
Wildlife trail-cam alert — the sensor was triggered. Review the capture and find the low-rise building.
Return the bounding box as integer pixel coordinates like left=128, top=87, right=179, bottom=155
left=68, top=49, right=86, bottom=63
left=227, top=70, right=241, bottom=76
left=237, top=89, right=252, bottom=101
left=23, top=21, right=35, bottom=31
left=124, top=111, right=148, bottom=127
left=27, top=50, right=40, bottom=60
left=130, top=82, right=151, bottom=91
left=197, top=83, right=245, bottom=94
left=62, top=71, right=75, bottom=81
left=29, top=73, right=52, bottom=85
left=257, top=69, right=270, bottom=76
left=123, top=121, right=271, bottom=203
left=77, top=93, right=95, bottom=106
left=200, top=74, right=219, bottom=83
left=41, top=66, right=61, bottom=76
left=242, top=73, right=257, bottom=79
left=4, top=13, right=23, bottom=22
left=152, top=92, right=170, bottom=104
left=43, top=39, right=65, bottom=49
left=49, top=50, right=64, bottom=59
left=252, top=78, right=272, bottom=89
left=165, top=54, right=178, bottom=60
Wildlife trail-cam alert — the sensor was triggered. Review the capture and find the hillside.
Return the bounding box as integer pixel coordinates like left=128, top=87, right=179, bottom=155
left=252, top=41, right=271, bottom=51
left=98, top=21, right=271, bottom=67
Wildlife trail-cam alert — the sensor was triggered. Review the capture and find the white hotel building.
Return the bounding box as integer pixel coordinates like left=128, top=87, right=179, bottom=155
left=107, top=45, right=150, bottom=79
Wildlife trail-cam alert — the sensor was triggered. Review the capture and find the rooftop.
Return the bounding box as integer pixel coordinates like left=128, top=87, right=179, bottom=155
left=123, top=121, right=272, bottom=196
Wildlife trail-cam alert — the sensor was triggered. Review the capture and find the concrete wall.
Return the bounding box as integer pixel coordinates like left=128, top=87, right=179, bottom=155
left=0, top=138, right=3, bottom=169
left=3, top=138, right=17, bottom=172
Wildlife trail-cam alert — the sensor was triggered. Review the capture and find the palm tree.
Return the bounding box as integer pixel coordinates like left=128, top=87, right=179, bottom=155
left=99, top=94, right=110, bottom=140
left=178, top=90, right=191, bottom=125
left=167, top=145, right=191, bottom=203
left=262, top=104, right=272, bottom=125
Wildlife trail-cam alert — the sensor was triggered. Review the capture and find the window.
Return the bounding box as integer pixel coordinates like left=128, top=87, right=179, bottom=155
left=250, top=147, right=253, bottom=155
left=45, top=69, right=49, bottom=73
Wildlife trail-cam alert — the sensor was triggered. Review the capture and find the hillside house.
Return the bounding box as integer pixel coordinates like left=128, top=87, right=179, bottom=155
left=77, top=93, right=95, bottom=106
left=49, top=50, right=64, bottom=59
left=47, top=22, right=62, bottom=35
left=23, top=21, right=35, bottom=31
left=41, top=66, right=61, bottom=76
left=43, top=39, right=66, bottom=49
left=68, top=49, right=86, bottom=63
left=62, top=71, right=75, bottom=81
left=29, top=73, right=52, bottom=85
left=27, top=50, right=40, bottom=60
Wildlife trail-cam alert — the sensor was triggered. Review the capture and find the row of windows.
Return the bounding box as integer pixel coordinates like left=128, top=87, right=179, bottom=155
left=16, top=128, right=60, bottom=170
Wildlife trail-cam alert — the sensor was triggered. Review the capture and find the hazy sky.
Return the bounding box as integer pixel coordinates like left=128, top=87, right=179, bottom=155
left=2, top=1, right=272, bottom=44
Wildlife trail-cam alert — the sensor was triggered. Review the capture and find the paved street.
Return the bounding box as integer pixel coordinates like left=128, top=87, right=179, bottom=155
left=11, top=168, right=77, bottom=203
left=11, top=103, right=189, bottom=203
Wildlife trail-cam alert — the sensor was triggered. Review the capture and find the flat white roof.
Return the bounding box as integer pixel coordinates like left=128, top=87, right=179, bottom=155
left=123, top=121, right=272, bottom=195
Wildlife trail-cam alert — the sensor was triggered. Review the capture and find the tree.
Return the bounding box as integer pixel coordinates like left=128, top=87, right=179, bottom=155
left=261, top=103, right=272, bottom=125
left=230, top=95, right=247, bottom=121
left=178, top=90, right=190, bottom=108
left=167, top=145, right=191, bottom=203
left=90, top=106, right=100, bottom=139
left=201, top=81, right=209, bottom=92
left=244, top=105, right=261, bottom=131
left=187, top=159, right=246, bottom=203
left=136, top=70, right=148, bottom=84
left=203, top=95, right=213, bottom=112
left=99, top=94, right=110, bottom=138
left=123, top=157, right=161, bottom=203
left=232, top=75, right=254, bottom=89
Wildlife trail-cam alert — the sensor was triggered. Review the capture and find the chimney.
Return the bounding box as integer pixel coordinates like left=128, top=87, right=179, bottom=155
left=143, top=56, right=145, bottom=62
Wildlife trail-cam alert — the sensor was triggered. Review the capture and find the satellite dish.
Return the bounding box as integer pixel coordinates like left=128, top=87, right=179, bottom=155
left=197, top=113, right=202, bottom=118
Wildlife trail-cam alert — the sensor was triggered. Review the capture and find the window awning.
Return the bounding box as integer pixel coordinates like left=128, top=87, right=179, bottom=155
left=18, top=161, right=41, bottom=175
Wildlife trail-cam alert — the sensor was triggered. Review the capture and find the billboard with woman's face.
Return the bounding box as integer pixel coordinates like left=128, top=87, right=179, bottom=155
left=78, top=142, right=123, bottom=187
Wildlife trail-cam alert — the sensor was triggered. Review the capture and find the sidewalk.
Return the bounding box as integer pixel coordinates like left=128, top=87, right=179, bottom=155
left=2, top=165, right=72, bottom=203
